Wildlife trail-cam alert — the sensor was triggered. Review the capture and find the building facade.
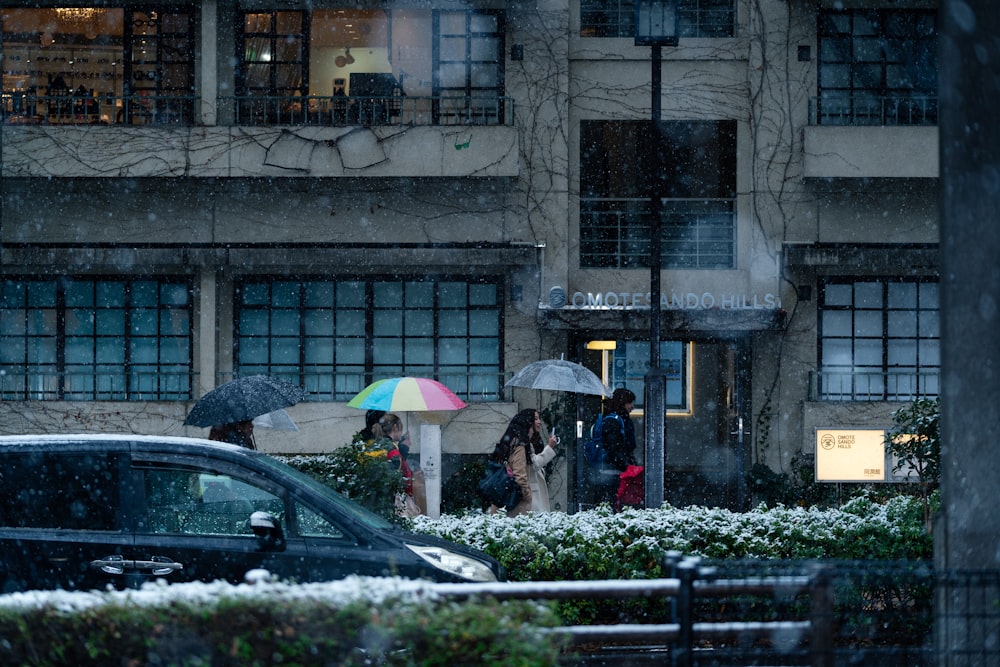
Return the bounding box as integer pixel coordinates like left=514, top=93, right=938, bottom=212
left=0, top=0, right=939, bottom=511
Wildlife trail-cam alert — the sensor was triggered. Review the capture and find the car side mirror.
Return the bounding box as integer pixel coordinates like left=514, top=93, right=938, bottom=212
left=250, top=511, right=286, bottom=552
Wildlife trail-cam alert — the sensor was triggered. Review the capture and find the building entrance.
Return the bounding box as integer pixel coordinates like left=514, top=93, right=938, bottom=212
left=579, top=336, right=751, bottom=512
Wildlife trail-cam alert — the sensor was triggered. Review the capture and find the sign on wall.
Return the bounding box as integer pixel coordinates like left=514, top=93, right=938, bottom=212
left=815, top=429, right=887, bottom=482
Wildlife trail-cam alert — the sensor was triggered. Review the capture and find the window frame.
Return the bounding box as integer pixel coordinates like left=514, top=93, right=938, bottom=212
left=234, top=275, right=504, bottom=401
left=817, top=277, right=940, bottom=401
left=0, top=275, right=194, bottom=401
left=579, top=119, right=737, bottom=270
left=816, top=8, right=937, bottom=126
left=580, top=0, right=736, bottom=39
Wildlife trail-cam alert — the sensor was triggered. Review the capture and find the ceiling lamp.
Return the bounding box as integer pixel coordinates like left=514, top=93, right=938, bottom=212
left=56, top=7, right=98, bottom=24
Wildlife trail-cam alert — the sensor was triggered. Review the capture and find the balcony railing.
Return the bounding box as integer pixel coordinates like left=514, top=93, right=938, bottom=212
left=580, top=197, right=736, bottom=269
left=1, top=92, right=513, bottom=128
left=810, top=94, right=938, bottom=126
left=1, top=92, right=195, bottom=126
left=0, top=369, right=506, bottom=402
left=809, top=369, right=940, bottom=402
left=220, top=94, right=513, bottom=127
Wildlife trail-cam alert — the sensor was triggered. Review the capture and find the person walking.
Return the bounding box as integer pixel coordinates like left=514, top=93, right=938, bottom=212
left=596, top=387, right=637, bottom=505
left=208, top=420, right=256, bottom=449
left=528, top=411, right=559, bottom=512
left=489, top=408, right=537, bottom=517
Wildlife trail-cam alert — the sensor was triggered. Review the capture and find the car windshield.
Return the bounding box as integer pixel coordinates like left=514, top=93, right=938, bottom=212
left=253, top=453, right=394, bottom=531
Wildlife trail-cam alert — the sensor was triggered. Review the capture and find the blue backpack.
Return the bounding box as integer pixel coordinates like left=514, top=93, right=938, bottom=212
left=584, top=413, right=624, bottom=466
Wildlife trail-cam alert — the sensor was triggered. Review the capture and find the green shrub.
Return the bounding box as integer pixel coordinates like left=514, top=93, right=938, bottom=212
left=0, top=580, right=566, bottom=666
left=411, top=496, right=933, bottom=582
left=277, top=442, right=404, bottom=522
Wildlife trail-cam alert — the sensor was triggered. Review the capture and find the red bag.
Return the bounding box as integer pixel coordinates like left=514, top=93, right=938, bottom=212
left=616, top=465, right=644, bottom=511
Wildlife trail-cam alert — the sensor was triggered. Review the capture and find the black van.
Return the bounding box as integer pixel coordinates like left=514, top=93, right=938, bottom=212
left=0, top=435, right=503, bottom=592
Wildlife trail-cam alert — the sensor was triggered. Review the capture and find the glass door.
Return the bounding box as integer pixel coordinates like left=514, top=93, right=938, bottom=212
left=579, top=336, right=751, bottom=511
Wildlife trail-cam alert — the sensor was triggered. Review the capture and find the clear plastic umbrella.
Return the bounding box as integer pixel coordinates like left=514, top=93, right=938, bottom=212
left=504, top=358, right=609, bottom=396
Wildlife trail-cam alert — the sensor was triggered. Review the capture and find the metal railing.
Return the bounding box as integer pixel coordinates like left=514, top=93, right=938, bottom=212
left=1, top=92, right=513, bottom=127
left=0, top=368, right=506, bottom=403
left=809, top=369, right=940, bottom=402
left=580, top=197, right=736, bottom=269
left=431, top=558, right=960, bottom=666
left=810, top=94, right=938, bottom=126
left=1, top=92, right=195, bottom=126
left=0, top=369, right=196, bottom=401
left=220, top=94, right=512, bottom=127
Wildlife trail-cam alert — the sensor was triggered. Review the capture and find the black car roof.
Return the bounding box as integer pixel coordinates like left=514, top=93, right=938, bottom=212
left=0, top=434, right=252, bottom=456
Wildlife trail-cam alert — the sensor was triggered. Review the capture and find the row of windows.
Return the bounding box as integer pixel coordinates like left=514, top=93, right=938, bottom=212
left=236, top=278, right=502, bottom=400
left=0, top=6, right=506, bottom=127
left=0, top=276, right=502, bottom=402
left=0, top=274, right=938, bottom=403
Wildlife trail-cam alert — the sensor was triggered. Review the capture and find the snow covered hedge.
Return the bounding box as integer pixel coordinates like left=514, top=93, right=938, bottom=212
left=0, top=577, right=563, bottom=666
left=409, top=495, right=933, bottom=581
left=0, top=496, right=932, bottom=664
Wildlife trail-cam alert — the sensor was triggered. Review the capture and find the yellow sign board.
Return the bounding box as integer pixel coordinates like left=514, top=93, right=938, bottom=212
left=815, top=429, right=886, bottom=482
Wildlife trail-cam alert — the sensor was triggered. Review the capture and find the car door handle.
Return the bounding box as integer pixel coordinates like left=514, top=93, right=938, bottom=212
left=91, top=555, right=184, bottom=576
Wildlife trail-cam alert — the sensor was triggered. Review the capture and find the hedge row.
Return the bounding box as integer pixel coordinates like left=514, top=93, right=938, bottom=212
left=0, top=578, right=564, bottom=666
left=408, top=494, right=934, bottom=581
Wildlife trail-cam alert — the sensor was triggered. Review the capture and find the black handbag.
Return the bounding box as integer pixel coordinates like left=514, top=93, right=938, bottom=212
left=478, top=460, right=522, bottom=510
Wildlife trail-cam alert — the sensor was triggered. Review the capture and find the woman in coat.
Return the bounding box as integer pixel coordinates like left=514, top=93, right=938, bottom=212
left=489, top=408, right=536, bottom=516
left=528, top=411, right=559, bottom=512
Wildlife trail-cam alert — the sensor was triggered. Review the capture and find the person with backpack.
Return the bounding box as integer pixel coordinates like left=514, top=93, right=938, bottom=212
left=591, top=387, right=638, bottom=505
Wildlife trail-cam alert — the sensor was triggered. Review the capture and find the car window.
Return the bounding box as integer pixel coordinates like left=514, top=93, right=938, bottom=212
left=143, top=468, right=283, bottom=536
left=0, top=452, right=120, bottom=530
left=295, top=501, right=346, bottom=539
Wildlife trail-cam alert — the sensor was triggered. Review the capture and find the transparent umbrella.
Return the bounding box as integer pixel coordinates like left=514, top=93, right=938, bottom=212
left=505, top=357, right=609, bottom=396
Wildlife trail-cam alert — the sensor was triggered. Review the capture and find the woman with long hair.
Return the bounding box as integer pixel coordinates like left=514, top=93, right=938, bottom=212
left=490, top=408, right=537, bottom=516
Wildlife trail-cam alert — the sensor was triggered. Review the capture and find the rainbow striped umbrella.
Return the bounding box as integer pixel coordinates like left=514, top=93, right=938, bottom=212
left=346, top=377, right=467, bottom=412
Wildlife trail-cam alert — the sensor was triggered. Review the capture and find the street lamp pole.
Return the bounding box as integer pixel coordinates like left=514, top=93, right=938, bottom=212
left=634, top=0, right=677, bottom=509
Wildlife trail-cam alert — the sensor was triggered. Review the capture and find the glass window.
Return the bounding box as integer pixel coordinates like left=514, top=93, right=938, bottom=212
left=296, top=503, right=346, bottom=538
left=817, top=9, right=937, bottom=126
left=143, top=468, right=283, bottom=536
left=0, top=6, right=195, bottom=126
left=0, top=453, right=121, bottom=531
left=818, top=278, right=939, bottom=401
left=236, top=277, right=502, bottom=400
left=604, top=340, right=689, bottom=413
left=0, top=277, right=193, bottom=400
left=580, top=120, right=736, bottom=269
left=581, top=0, right=735, bottom=39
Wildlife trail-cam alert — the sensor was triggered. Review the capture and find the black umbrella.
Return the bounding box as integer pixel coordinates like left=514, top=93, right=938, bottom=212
left=184, top=375, right=306, bottom=427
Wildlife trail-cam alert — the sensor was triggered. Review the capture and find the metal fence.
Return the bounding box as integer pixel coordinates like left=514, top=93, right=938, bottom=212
left=809, top=94, right=938, bottom=126
left=432, top=558, right=997, bottom=667
left=809, top=370, right=940, bottom=402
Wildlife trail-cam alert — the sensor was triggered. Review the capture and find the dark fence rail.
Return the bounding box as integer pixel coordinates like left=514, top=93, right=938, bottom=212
left=431, top=558, right=996, bottom=667
left=809, top=94, right=938, bottom=126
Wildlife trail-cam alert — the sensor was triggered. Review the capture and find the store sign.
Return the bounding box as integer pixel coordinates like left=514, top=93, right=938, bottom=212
left=563, top=290, right=781, bottom=310
left=815, top=429, right=887, bottom=482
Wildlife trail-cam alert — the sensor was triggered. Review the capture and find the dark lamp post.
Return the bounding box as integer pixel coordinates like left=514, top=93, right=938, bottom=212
left=634, top=0, right=677, bottom=509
